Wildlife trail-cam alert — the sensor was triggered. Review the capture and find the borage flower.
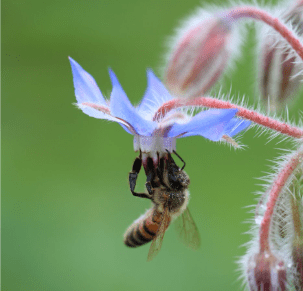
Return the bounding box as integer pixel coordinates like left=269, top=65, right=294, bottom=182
left=69, top=57, right=250, bottom=168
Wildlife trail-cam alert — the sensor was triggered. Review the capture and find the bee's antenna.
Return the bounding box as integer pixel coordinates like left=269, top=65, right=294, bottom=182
left=172, top=150, right=186, bottom=170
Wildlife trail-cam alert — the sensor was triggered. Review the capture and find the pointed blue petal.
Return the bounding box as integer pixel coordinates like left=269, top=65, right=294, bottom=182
left=120, top=124, right=132, bottom=135
left=77, top=104, right=109, bottom=119
left=69, top=58, right=114, bottom=122
left=69, top=57, right=107, bottom=105
left=77, top=104, right=133, bottom=135
left=168, top=109, right=238, bottom=141
left=224, top=118, right=251, bottom=137
left=109, top=70, right=156, bottom=136
left=137, top=70, right=174, bottom=117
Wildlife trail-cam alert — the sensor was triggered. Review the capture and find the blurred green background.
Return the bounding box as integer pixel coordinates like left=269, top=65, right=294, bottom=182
left=3, top=0, right=302, bottom=290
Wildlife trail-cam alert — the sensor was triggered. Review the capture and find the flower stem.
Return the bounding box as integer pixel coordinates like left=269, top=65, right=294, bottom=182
left=259, top=147, right=303, bottom=252
left=226, top=6, right=303, bottom=61
left=153, top=97, right=303, bottom=139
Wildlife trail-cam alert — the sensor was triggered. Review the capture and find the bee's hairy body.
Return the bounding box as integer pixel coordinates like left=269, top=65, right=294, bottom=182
left=124, top=152, right=190, bottom=248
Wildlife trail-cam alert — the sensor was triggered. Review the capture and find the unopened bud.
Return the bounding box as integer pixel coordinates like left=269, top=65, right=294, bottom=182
left=165, top=14, right=236, bottom=99
left=259, top=1, right=303, bottom=111
left=247, top=251, right=286, bottom=291
left=290, top=172, right=303, bottom=289
left=287, top=157, right=303, bottom=289
left=284, top=0, right=303, bottom=34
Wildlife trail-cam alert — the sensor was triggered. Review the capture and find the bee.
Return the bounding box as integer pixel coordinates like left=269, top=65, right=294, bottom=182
left=124, top=150, right=200, bottom=261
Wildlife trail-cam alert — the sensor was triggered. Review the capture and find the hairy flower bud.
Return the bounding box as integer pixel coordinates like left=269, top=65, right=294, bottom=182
left=284, top=0, right=303, bottom=34
left=289, top=161, right=303, bottom=289
left=259, top=1, right=303, bottom=111
left=241, top=148, right=303, bottom=290
left=165, top=11, right=238, bottom=99
left=247, top=251, right=286, bottom=291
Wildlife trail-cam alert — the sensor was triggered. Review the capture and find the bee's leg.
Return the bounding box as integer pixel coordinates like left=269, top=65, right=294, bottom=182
left=145, top=175, right=153, bottom=195
left=166, top=149, right=186, bottom=171
left=165, top=150, right=180, bottom=186
left=129, top=156, right=151, bottom=199
left=172, top=150, right=186, bottom=170
left=165, top=150, right=179, bottom=171
left=145, top=157, right=157, bottom=196
left=156, top=155, right=166, bottom=187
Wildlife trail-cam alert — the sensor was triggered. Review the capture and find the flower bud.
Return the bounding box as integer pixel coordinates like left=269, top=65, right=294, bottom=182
left=284, top=0, right=303, bottom=34
left=259, top=1, right=303, bottom=111
left=289, top=162, right=303, bottom=289
left=247, top=251, right=286, bottom=291
left=165, top=13, right=237, bottom=99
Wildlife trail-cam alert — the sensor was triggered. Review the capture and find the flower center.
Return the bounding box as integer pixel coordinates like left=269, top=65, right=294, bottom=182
left=133, top=135, right=176, bottom=154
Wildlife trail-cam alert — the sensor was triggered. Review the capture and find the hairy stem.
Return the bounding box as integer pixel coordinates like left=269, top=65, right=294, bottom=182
left=259, top=147, right=303, bottom=252
left=226, top=6, right=303, bottom=60
left=153, top=97, right=303, bottom=139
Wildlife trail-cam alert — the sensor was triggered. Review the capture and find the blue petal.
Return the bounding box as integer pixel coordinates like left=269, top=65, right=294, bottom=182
left=77, top=104, right=133, bottom=135
left=168, top=109, right=238, bottom=141
left=109, top=69, right=156, bottom=136
left=69, top=58, right=134, bottom=135
left=77, top=104, right=109, bottom=119
left=69, top=57, right=107, bottom=105
left=224, top=118, right=251, bottom=137
left=137, top=70, right=174, bottom=117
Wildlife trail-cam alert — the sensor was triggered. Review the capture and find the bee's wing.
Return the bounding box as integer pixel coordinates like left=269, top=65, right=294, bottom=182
left=174, top=207, right=201, bottom=250
left=147, top=207, right=170, bottom=261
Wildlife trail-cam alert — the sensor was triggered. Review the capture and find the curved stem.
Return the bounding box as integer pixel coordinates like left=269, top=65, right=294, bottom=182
left=226, top=6, right=303, bottom=61
left=153, top=97, right=303, bottom=139
left=259, top=147, right=303, bottom=252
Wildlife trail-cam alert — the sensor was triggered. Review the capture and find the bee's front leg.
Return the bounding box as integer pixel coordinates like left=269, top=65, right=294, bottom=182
left=145, top=173, right=154, bottom=195
left=129, top=156, right=151, bottom=199
left=144, top=157, right=159, bottom=196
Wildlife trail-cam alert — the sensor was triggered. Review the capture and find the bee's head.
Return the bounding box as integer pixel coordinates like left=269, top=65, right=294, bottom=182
left=166, top=154, right=190, bottom=189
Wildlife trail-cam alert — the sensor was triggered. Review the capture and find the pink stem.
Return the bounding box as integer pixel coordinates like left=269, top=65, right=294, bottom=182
left=226, top=6, right=303, bottom=61
left=153, top=97, right=303, bottom=139
left=259, top=148, right=303, bottom=252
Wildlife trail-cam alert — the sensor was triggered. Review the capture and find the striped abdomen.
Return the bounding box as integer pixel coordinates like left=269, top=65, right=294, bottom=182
left=124, top=207, right=169, bottom=248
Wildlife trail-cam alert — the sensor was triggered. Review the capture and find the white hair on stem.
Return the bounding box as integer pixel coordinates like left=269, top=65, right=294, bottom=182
left=238, top=144, right=303, bottom=289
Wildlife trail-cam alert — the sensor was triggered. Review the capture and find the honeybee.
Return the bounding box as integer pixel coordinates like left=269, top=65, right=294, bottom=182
left=124, top=150, right=200, bottom=261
